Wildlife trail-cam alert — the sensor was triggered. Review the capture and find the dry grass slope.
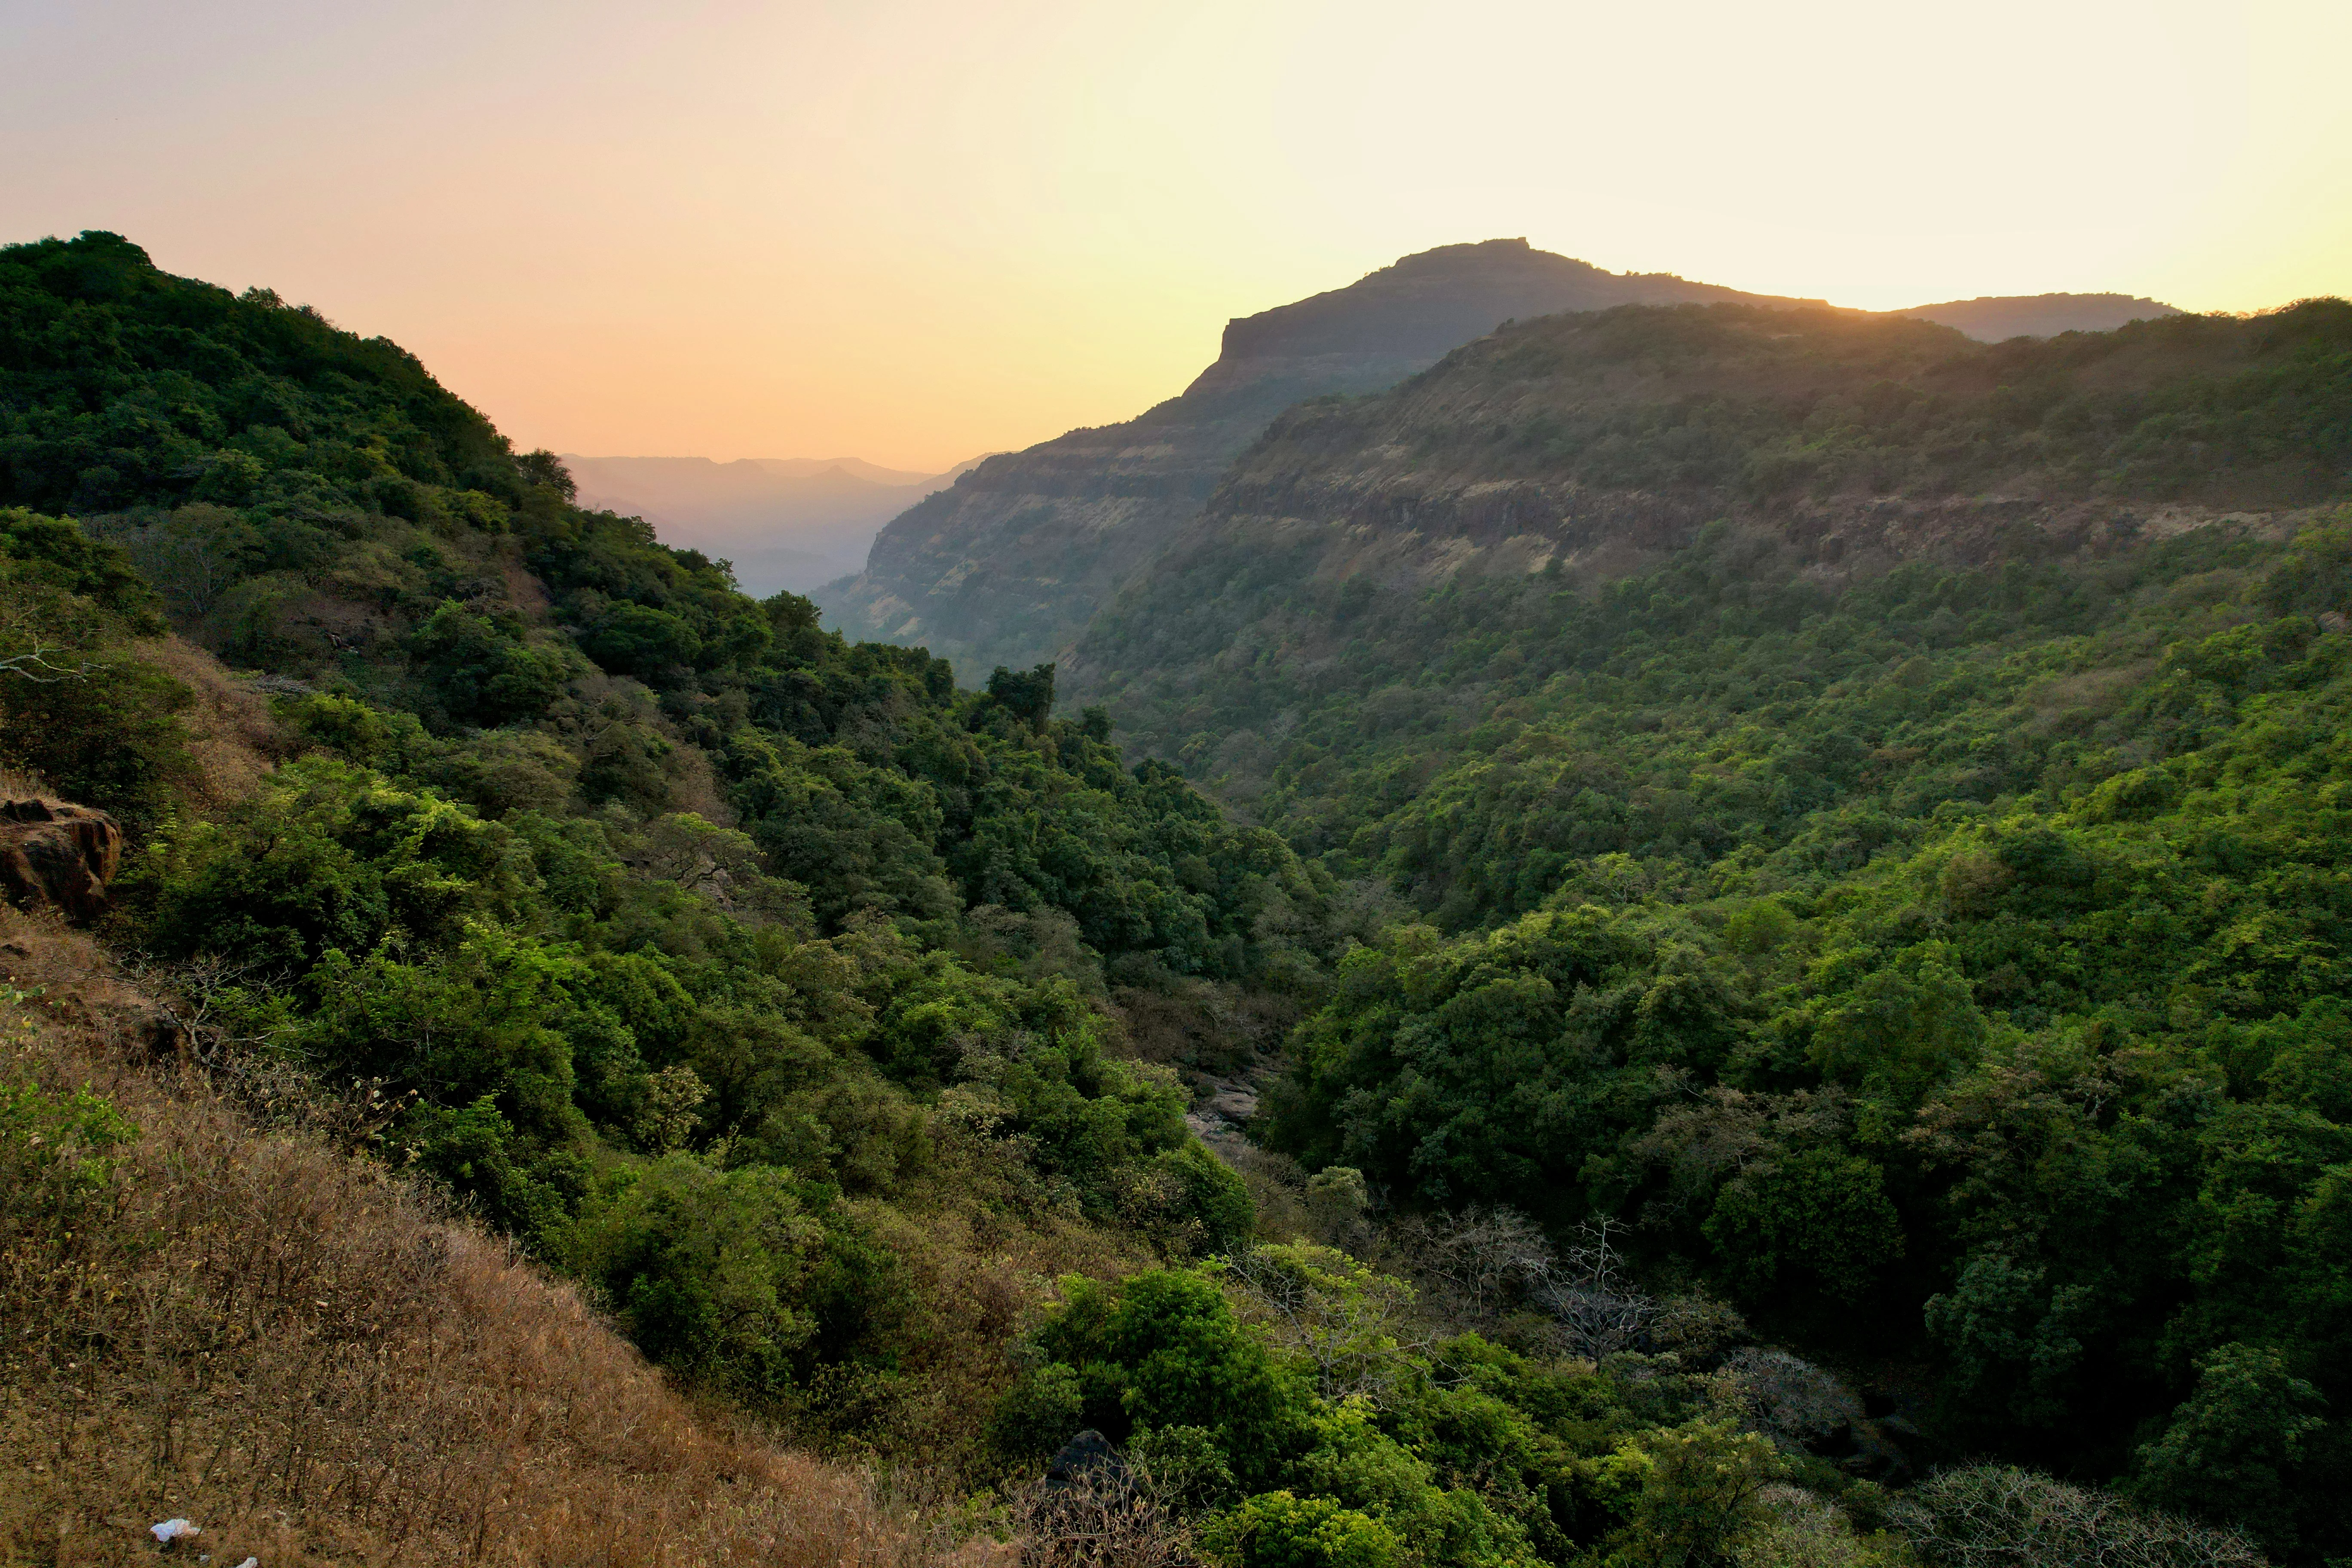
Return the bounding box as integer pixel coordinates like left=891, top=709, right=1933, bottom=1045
left=0, top=909, right=1007, bottom=1568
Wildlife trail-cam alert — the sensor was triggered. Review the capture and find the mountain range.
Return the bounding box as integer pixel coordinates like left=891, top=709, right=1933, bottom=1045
left=815, top=239, right=2186, bottom=678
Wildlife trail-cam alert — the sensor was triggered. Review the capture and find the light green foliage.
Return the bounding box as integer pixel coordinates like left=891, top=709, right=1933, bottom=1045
left=1202, top=1491, right=1403, bottom=1568
left=1597, top=1419, right=1786, bottom=1568
left=555, top=1158, right=830, bottom=1396
left=0, top=1078, right=135, bottom=1254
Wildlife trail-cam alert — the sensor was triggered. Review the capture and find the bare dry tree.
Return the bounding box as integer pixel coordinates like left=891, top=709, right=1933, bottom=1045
left=1890, top=1464, right=2266, bottom=1568
left=0, top=643, right=107, bottom=682
left=1534, top=1216, right=1662, bottom=1362
left=113, top=949, right=414, bottom=1146
left=1389, top=1204, right=1555, bottom=1317
left=1390, top=1207, right=1666, bottom=1361
left=0, top=598, right=108, bottom=683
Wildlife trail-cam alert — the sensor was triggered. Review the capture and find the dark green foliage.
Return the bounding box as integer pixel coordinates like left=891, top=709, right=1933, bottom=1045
left=0, top=506, right=196, bottom=824
left=406, top=600, right=579, bottom=727
left=998, top=1263, right=1800, bottom=1567
left=1219, top=509, right=2352, bottom=1556
left=0, top=235, right=1358, bottom=1451
left=986, top=662, right=1057, bottom=727
left=1229, top=299, right=2352, bottom=507
left=0, top=232, right=517, bottom=517
left=0, top=505, right=164, bottom=627
left=2135, top=1343, right=2327, bottom=1554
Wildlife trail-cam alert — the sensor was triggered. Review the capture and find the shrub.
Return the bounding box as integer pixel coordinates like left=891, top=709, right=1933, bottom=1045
left=1890, top=1464, right=2263, bottom=1567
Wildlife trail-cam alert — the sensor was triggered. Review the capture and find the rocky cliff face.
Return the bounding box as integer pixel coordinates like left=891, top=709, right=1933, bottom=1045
left=0, top=796, right=123, bottom=922
left=815, top=239, right=1825, bottom=680
left=1063, top=298, right=2351, bottom=756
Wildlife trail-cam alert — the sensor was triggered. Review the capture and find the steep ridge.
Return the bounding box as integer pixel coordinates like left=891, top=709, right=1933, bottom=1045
left=1069, top=299, right=2352, bottom=771
left=816, top=239, right=1830, bottom=678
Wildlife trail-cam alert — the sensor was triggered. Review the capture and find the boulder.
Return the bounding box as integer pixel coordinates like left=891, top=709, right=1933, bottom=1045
left=0, top=797, right=124, bottom=922
left=1044, top=1429, right=1128, bottom=1493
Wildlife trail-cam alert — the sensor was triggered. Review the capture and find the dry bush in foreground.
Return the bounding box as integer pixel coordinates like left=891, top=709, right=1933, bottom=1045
left=0, top=910, right=1006, bottom=1568
left=1006, top=1467, right=1195, bottom=1568
left=1890, top=1464, right=2265, bottom=1568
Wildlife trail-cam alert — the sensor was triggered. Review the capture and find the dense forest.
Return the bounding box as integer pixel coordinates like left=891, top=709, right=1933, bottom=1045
left=1065, top=298, right=2352, bottom=1558
left=6, top=231, right=2350, bottom=1566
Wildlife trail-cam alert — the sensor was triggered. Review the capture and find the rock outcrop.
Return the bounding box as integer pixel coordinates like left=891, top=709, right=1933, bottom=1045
left=0, top=797, right=124, bottom=922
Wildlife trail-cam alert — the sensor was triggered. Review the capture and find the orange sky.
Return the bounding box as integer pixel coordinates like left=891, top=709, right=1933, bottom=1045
left=6, top=0, right=2348, bottom=472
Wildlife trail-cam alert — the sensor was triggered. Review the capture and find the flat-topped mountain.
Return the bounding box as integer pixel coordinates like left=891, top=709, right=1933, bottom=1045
left=1185, top=237, right=1832, bottom=397
left=1069, top=296, right=2352, bottom=783
left=1902, top=291, right=2180, bottom=342
left=818, top=242, right=2190, bottom=682
left=815, top=239, right=1828, bottom=679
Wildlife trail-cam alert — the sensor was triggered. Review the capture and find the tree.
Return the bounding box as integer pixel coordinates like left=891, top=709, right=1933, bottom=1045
left=2135, top=1342, right=2326, bottom=1553
left=988, top=662, right=1057, bottom=727
left=1599, top=1419, right=1785, bottom=1568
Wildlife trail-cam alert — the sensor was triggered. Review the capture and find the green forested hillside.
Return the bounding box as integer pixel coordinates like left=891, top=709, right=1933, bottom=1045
left=1064, top=295, right=2352, bottom=1557
left=0, top=231, right=1342, bottom=1461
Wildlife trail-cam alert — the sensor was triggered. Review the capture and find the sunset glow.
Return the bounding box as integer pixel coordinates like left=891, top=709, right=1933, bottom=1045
left=8, top=0, right=2346, bottom=469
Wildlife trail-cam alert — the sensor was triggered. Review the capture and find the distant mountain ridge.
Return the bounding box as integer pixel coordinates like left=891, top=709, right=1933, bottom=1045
left=1902, top=291, right=2181, bottom=342
left=816, top=239, right=1832, bottom=678
left=1067, top=297, right=2352, bottom=780
left=817, top=239, right=2186, bottom=682
left=563, top=452, right=984, bottom=595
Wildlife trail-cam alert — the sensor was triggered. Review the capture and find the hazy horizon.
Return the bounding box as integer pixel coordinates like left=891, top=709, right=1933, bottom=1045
left=7, top=0, right=2346, bottom=471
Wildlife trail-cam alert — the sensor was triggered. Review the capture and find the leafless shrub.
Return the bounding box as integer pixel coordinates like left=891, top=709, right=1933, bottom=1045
left=1722, top=1348, right=1865, bottom=1450
left=1390, top=1207, right=1674, bottom=1362
left=1648, top=1292, right=1752, bottom=1360
left=1890, top=1464, right=2266, bottom=1568
left=1740, top=1485, right=1885, bottom=1567
left=1008, top=1464, right=1197, bottom=1568
left=1390, top=1204, right=1555, bottom=1318
left=111, top=948, right=413, bottom=1143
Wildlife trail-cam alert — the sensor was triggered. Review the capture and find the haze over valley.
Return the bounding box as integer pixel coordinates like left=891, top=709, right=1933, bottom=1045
left=562, top=451, right=985, bottom=595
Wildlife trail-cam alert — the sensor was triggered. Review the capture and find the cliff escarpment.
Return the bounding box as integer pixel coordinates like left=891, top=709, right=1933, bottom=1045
left=816, top=239, right=1828, bottom=678
left=1067, top=297, right=2352, bottom=778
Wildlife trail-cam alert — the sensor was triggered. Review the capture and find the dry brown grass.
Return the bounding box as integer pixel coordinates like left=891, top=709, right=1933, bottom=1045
left=126, top=636, right=287, bottom=810
left=0, top=910, right=1009, bottom=1568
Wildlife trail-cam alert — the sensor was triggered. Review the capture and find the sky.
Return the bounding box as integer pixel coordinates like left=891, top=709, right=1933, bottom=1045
left=5, top=0, right=2348, bottom=472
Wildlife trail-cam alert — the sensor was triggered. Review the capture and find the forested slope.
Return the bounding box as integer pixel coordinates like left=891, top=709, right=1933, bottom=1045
left=1064, top=294, right=2352, bottom=1557
left=0, top=229, right=1345, bottom=1466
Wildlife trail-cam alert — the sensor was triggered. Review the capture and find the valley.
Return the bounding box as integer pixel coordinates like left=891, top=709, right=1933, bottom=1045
left=3, top=226, right=2348, bottom=1568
